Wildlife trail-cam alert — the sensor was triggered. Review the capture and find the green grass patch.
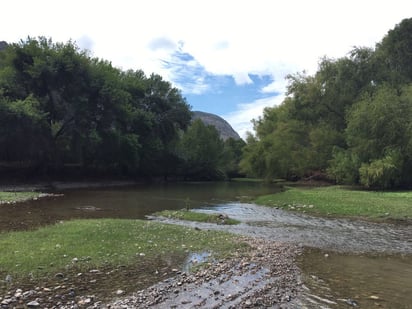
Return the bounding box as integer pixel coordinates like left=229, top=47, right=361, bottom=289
left=154, top=209, right=240, bottom=225
left=255, top=186, right=412, bottom=222
left=0, top=219, right=246, bottom=278
left=0, top=191, right=39, bottom=203
left=231, top=177, right=264, bottom=182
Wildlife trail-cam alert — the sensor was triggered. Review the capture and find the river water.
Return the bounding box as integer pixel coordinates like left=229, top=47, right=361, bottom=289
left=1, top=182, right=411, bottom=308
left=187, top=203, right=412, bottom=308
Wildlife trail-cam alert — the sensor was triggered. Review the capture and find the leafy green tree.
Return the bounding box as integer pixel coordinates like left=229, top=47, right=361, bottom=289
left=179, top=119, right=225, bottom=180
left=239, top=133, right=266, bottom=178
left=0, top=95, right=49, bottom=163
left=240, top=19, right=412, bottom=188
left=359, top=151, right=402, bottom=189
left=344, top=85, right=412, bottom=187
left=327, top=147, right=361, bottom=184
left=0, top=37, right=192, bottom=178
left=374, top=18, right=412, bottom=86
left=137, top=74, right=191, bottom=177
left=222, top=137, right=246, bottom=178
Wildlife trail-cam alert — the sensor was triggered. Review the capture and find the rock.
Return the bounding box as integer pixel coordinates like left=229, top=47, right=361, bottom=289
left=1, top=298, right=12, bottom=305
left=116, top=289, right=125, bottom=295
left=192, top=111, right=241, bottom=141
left=345, top=298, right=359, bottom=307
left=27, top=300, right=40, bottom=307
left=55, top=272, right=65, bottom=279
left=181, top=299, right=192, bottom=304
left=22, top=290, right=35, bottom=299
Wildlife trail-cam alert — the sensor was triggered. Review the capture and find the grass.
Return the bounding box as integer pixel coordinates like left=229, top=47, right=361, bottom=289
left=153, top=209, right=240, bottom=225
left=255, top=186, right=412, bottom=222
left=0, top=219, right=247, bottom=278
left=0, top=191, right=40, bottom=203
left=231, top=177, right=264, bottom=182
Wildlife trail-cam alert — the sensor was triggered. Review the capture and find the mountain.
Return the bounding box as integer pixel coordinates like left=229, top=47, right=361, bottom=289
left=0, top=41, right=8, bottom=51
left=192, top=111, right=241, bottom=141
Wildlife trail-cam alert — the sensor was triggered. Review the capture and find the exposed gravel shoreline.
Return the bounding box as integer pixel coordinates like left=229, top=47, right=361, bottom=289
left=0, top=238, right=302, bottom=309
left=105, top=238, right=303, bottom=309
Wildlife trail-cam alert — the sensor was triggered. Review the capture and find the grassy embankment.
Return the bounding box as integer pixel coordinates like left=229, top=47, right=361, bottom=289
left=0, top=219, right=247, bottom=281
left=0, top=191, right=40, bottom=203
left=154, top=209, right=240, bottom=225
left=255, top=186, right=412, bottom=222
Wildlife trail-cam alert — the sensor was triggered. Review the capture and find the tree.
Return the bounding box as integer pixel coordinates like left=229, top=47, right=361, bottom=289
left=374, top=18, right=412, bottom=86
left=0, top=95, right=49, bottom=164
left=179, top=119, right=226, bottom=180
left=222, top=137, right=246, bottom=178
left=0, top=37, right=192, bottom=178
left=344, top=85, right=412, bottom=187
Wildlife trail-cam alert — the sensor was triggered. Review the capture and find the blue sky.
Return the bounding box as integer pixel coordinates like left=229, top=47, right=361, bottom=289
left=163, top=48, right=277, bottom=114
left=2, top=0, right=412, bottom=138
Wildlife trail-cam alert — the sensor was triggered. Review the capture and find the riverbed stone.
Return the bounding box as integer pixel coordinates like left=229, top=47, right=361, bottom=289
left=27, top=300, right=40, bottom=307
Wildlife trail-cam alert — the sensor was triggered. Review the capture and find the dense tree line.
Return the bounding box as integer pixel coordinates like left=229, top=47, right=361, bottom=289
left=241, top=18, right=412, bottom=188
left=0, top=37, right=243, bottom=180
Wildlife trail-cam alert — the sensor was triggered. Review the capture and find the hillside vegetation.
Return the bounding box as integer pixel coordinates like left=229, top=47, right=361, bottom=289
left=0, top=38, right=244, bottom=180
left=241, top=18, right=412, bottom=189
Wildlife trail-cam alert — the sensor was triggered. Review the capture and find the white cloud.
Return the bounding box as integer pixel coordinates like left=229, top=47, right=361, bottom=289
left=2, top=0, right=412, bottom=131
left=261, top=79, right=288, bottom=94
left=224, top=95, right=285, bottom=139
left=147, top=37, right=177, bottom=52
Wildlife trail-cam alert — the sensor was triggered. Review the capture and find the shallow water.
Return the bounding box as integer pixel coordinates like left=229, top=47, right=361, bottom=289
left=0, top=181, right=279, bottom=231
left=194, top=203, right=412, bottom=254
left=1, top=182, right=411, bottom=308
left=298, top=249, right=412, bottom=309
left=184, top=202, right=412, bottom=308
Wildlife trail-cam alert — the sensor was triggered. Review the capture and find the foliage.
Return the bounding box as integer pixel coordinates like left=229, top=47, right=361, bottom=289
left=359, top=152, right=401, bottom=189
left=327, top=147, right=360, bottom=184
left=0, top=37, right=192, bottom=178
left=255, top=186, right=412, bottom=222
left=178, top=119, right=226, bottom=180
left=241, top=18, right=412, bottom=188
left=222, top=138, right=246, bottom=178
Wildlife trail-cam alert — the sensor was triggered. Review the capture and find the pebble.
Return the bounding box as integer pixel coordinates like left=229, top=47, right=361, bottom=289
left=27, top=300, right=40, bottom=307
left=0, top=238, right=301, bottom=309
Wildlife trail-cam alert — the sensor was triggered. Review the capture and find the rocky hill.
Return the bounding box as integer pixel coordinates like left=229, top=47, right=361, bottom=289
left=0, top=41, right=8, bottom=51
left=193, top=111, right=241, bottom=141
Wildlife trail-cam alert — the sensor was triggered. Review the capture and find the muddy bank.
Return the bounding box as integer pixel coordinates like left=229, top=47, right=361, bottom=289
left=0, top=238, right=302, bottom=309
left=105, top=238, right=303, bottom=309
left=0, top=180, right=141, bottom=193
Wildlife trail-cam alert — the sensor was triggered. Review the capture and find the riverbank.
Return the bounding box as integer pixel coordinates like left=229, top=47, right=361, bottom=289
left=255, top=185, right=412, bottom=224
left=105, top=237, right=302, bottom=308
left=0, top=180, right=141, bottom=193
left=0, top=219, right=302, bottom=308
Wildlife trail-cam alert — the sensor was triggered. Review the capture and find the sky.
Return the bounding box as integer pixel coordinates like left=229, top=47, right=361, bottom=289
left=1, top=0, right=411, bottom=138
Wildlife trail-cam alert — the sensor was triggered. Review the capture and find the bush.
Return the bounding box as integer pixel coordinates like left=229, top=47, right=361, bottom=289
left=359, top=153, right=401, bottom=188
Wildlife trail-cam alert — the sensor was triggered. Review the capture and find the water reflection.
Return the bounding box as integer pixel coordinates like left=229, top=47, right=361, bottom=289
left=1, top=182, right=411, bottom=308
left=298, top=248, right=412, bottom=309
left=0, top=181, right=279, bottom=231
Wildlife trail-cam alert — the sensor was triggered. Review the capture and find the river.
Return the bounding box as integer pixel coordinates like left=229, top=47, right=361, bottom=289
left=1, top=181, right=411, bottom=308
